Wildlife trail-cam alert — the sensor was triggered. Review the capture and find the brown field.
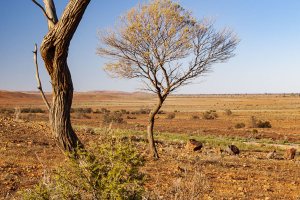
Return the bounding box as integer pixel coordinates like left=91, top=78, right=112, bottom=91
left=0, top=91, right=300, bottom=199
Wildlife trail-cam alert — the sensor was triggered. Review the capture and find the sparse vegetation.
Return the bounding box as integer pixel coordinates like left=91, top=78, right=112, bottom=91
left=20, top=107, right=45, bottom=113
left=257, top=120, right=272, bottom=128
left=224, top=109, right=232, bottom=116
left=202, top=110, right=218, bottom=120
left=0, top=108, right=15, bottom=114
left=71, top=107, right=93, bottom=114
left=250, top=116, right=272, bottom=128
left=235, top=122, right=245, bottom=129
left=191, top=115, right=200, bottom=120
left=103, top=112, right=125, bottom=124
left=131, top=108, right=151, bottom=115
left=127, top=115, right=137, bottom=119
left=166, top=113, right=176, bottom=119
left=21, top=134, right=144, bottom=200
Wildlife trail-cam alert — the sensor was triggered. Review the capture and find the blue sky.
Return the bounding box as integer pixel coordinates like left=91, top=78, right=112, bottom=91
left=0, top=0, right=300, bottom=94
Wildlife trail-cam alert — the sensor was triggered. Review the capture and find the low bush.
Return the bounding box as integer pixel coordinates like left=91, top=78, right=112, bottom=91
left=127, top=116, right=137, bottom=119
left=234, top=122, right=245, bottom=129
left=191, top=115, right=199, bottom=120
left=202, top=110, right=218, bottom=120
left=103, top=112, right=124, bottom=124
left=166, top=113, right=175, bottom=119
left=250, top=116, right=271, bottom=128
left=74, top=113, right=91, bottom=119
left=131, top=108, right=151, bottom=115
left=0, top=108, right=15, bottom=114
left=224, top=109, right=232, bottom=116
left=21, top=107, right=45, bottom=113
left=21, top=134, right=145, bottom=200
left=71, top=107, right=92, bottom=114
left=257, top=120, right=272, bottom=128
left=120, top=109, right=130, bottom=114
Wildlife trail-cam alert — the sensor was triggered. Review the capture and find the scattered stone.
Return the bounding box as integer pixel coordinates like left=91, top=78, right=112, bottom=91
left=225, top=145, right=240, bottom=155
left=285, top=148, right=296, bottom=160
left=266, top=150, right=276, bottom=159
left=186, top=139, right=203, bottom=152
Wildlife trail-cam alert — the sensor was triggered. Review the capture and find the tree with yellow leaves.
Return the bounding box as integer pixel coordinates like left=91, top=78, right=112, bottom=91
left=98, top=0, right=239, bottom=159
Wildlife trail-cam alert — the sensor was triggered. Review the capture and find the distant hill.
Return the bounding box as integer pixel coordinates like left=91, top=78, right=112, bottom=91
left=0, top=90, right=154, bottom=106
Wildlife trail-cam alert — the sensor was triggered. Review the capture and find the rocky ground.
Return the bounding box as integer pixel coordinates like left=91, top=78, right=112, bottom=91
left=0, top=116, right=300, bottom=199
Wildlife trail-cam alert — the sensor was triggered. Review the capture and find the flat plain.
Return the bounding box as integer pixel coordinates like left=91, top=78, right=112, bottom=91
left=0, top=91, right=300, bottom=199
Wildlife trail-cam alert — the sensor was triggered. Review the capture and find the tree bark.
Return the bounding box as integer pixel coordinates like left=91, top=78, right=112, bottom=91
left=39, top=0, right=90, bottom=153
left=147, top=97, right=164, bottom=159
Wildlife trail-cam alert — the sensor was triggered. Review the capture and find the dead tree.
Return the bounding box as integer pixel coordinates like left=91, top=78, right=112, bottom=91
left=32, top=0, right=90, bottom=153
left=98, top=0, right=239, bottom=158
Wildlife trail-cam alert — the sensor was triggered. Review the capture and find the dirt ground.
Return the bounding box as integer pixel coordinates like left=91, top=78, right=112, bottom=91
left=0, top=91, right=300, bottom=199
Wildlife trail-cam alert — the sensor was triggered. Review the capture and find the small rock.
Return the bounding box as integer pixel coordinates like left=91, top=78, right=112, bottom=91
left=186, top=139, right=203, bottom=152
left=225, top=145, right=240, bottom=155
left=266, top=150, right=276, bottom=159
left=285, top=148, right=296, bottom=160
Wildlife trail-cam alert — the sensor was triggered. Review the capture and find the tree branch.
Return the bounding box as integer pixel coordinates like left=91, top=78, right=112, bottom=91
left=33, top=43, right=51, bottom=111
left=32, top=0, right=53, bottom=23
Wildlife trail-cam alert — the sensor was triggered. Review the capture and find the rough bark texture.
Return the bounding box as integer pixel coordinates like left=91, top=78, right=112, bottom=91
left=39, top=0, right=90, bottom=152
left=147, top=98, right=164, bottom=159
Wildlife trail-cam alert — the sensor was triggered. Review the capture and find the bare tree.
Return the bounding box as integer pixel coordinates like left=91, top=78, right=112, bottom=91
left=32, top=0, right=90, bottom=153
left=98, top=0, right=239, bottom=159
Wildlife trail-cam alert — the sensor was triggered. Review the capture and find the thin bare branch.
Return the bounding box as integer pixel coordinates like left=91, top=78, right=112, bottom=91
left=32, top=0, right=53, bottom=23
left=33, top=43, right=51, bottom=111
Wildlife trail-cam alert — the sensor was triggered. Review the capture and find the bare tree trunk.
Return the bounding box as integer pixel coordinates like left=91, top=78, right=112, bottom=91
left=38, top=0, right=90, bottom=153
left=147, top=98, right=163, bottom=159
left=48, top=59, right=83, bottom=152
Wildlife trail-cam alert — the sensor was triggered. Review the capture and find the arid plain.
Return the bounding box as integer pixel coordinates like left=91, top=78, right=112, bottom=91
left=0, top=91, right=300, bottom=199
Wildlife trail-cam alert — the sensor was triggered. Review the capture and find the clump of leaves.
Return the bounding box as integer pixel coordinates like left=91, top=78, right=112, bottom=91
left=21, top=134, right=145, bottom=200
left=202, top=110, right=218, bottom=120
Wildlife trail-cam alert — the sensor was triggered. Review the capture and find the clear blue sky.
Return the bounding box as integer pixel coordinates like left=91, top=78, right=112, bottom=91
left=0, top=0, right=300, bottom=94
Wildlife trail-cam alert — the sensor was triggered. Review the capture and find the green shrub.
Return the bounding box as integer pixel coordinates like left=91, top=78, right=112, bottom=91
left=21, top=135, right=144, bottom=200
left=166, top=112, right=175, bottom=119
left=202, top=110, right=218, bottom=120
left=234, top=122, right=245, bottom=129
